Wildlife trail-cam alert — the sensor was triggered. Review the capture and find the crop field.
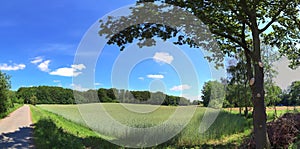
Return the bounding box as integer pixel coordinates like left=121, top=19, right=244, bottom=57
left=38, top=103, right=251, bottom=147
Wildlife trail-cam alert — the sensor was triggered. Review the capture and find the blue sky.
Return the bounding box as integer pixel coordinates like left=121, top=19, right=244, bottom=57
left=0, top=0, right=226, bottom=100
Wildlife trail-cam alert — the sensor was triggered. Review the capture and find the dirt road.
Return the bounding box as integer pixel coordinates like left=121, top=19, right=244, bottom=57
left=0, top=105, right=34, bottom=148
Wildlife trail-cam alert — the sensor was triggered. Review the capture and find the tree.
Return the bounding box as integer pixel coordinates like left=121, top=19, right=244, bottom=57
left=201, top=80, right=225, bottom=108
left=99, top=1, right=300, bottom=147
left=0, top=71, right=11, bottom=113
left=288, top=81, right=300, bottom=109
left=226, top=52, right=252, bottom=116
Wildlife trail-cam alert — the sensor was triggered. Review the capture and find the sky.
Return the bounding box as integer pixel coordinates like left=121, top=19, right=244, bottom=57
left=0, top=1, right=298, bottom=101
left=0, top=0, right=223, bottom=101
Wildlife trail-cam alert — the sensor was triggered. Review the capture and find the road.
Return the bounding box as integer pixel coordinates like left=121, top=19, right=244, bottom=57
left=0, top=105, right=34, bottom=148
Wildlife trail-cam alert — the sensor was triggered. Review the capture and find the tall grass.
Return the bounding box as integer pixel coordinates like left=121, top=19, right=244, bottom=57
left=38, top=103, right=251, bottom=147
left=30, top=105, right=119, bottom=149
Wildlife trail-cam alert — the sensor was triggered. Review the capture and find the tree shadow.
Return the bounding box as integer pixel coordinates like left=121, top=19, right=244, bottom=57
left=0, top=125, right=34, bottom=149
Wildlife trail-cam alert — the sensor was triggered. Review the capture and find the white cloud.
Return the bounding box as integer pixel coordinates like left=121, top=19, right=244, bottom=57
left=38, top=60, right=51, bottom=72
left=30, top=56, right=43, bottom=64
left=153, top=52, right=174, bottom=64
left=0, top=63, right=26, bottom=71
left=170, top=84, right=191, bottom=91
left=94, top=82, right=102, bottom=86
left=50, top=64, right=86, bottom=77
left=138, top=77, right=144, bottom=80
left=71, top=64, right=86, bottom=70
left=53, top=80, right=61, bottom=83
left=147, top=74, right=164, bottom=79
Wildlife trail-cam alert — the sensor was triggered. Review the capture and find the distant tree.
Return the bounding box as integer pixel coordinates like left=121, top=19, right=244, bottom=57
left=30, top=95, right=37, bottom=106
left=149, top=91, right=165, bottom=105
left=288, top=81, right=300, bottom=108
left=278, top=89, right=291, bottom=106
left=0, top=71, right=11, bottom=113
left=226, top=52, right=252, bottom=116
left=17, top=86, right=75, bottom=104
left=201, top=80, right=225, bottom=108
left=265, top=84, right=282, bottom=106
left=192, top=100, right=201, bottom=106
left=265, top=84, right=282, bottom=118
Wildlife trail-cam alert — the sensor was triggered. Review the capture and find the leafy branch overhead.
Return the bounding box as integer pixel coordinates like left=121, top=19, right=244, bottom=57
left=99, top=0, right=300, bottom=69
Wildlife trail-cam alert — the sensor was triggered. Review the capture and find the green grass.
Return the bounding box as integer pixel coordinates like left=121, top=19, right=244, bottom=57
left=38, top=103, right=252, bottom=147
left=30, top=105, right=119, bottom=149
left=31, top=104, right=300, bottom=148
left=0, top=103, right=23, bottom=118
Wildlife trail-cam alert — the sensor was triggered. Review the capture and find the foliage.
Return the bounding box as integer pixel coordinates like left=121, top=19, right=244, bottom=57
left=201, top=80, right=226, bottom=107
left=0, top=103, right=22, bottom=119
left=265, top=84, right=282, bottom=106
left=30, top=95, right=37, bottom=106
left=288, top=81, right=300, bottom=106
left=17, top=86, right=190, bottom=106
left=0, top=71, right=11, bottom=114
left=277, top=81, right=300, bottom=106
left=17, top=86, right=74, bottom=104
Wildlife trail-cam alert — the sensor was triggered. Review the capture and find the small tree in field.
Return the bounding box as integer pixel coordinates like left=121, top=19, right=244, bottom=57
left=99, top=1, right=300, bottom=148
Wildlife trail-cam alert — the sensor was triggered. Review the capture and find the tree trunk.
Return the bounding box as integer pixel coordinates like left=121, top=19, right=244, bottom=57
left=244, top=106, right=248, bottom=117
left=251, top=28, right=270, bottom=149
left=252, top=65, right=269, bottom=149
left=273, top=105, right=277, bottom=120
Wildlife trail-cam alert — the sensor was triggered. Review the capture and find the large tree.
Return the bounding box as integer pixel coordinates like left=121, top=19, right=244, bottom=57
left=99, top=1, right=300, bottom=148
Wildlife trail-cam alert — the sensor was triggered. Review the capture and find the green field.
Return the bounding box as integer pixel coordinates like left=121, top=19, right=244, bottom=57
left=36, top=103, right=251, bottom=147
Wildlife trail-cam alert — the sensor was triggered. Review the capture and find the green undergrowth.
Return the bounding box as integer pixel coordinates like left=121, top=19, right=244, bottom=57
left=0, top=103, right=23, bottom=118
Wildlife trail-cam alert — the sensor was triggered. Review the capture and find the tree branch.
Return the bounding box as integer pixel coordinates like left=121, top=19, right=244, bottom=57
left=259, top=1, right=290, bottom=33
left=211, top=29, right=253, bottom=56
left=239, top=0, right=253, bottom=26
left=228, top=4, right=252, bottom=27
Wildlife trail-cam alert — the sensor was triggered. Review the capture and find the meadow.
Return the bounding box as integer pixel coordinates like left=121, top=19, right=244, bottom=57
left=36, top=103, right=251, bottom=147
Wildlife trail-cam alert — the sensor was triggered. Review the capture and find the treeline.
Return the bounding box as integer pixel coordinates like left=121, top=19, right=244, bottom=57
left=201, top=80, right=300, bottom=115
left=16, top=86, right=191, bottom=106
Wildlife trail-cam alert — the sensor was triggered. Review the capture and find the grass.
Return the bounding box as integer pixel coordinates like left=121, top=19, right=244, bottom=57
left=38, top=103, right=252, bottom=147
left=0, top=103, right=23, bottom=118
left=33, top=104, right=299, bottom=148
left=30, top=105, right=119, bottom=149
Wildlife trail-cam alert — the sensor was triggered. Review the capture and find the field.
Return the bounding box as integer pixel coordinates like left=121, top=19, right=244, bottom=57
left=36, top=103, right=251, bottom=147
left=32, top=104, right=299, bottom=148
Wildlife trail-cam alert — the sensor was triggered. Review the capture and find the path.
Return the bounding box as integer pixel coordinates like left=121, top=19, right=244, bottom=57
left=0, top=105, right=34, bottom=148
